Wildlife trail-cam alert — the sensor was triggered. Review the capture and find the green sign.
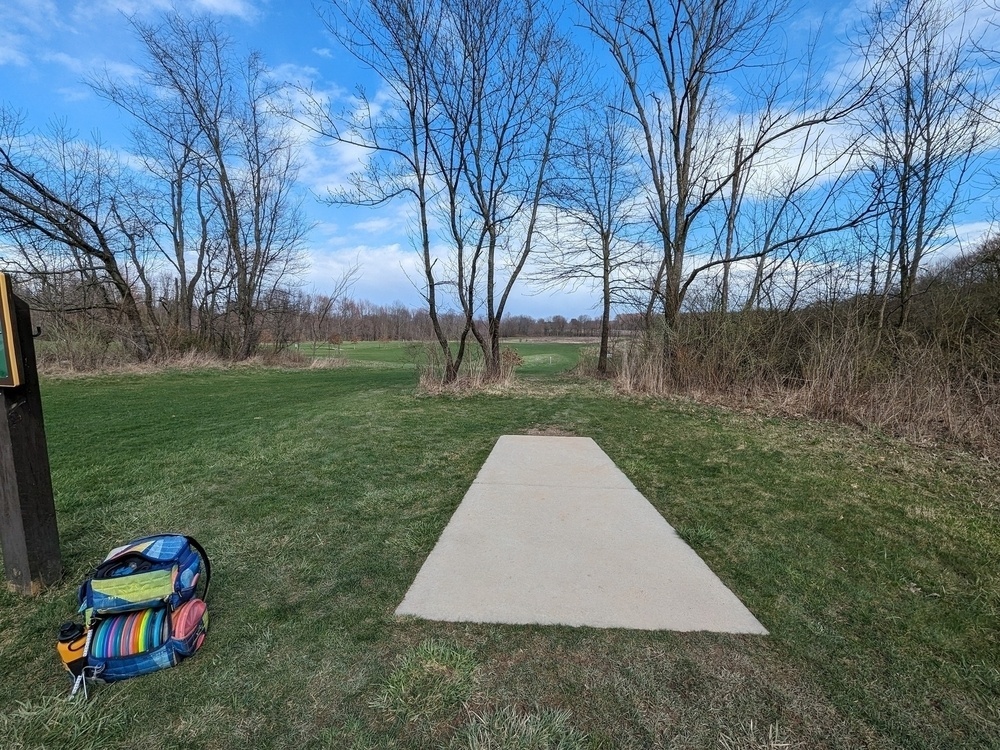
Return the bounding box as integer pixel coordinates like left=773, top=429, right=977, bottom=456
left=0, top=273, right=23, bottom=388
left=0, top=330, right=8, bottom=381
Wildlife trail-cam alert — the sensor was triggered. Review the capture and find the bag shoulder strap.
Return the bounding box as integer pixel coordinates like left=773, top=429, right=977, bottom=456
left=185, top=536, right=212, bottom=602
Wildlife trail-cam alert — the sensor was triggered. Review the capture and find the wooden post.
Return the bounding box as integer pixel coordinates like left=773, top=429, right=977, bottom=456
left=0, top=287, right=61, bottom=593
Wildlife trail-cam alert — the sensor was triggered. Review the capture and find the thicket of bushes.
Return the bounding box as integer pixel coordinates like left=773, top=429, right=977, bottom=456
left=610, top=240, right=1000, bottom=455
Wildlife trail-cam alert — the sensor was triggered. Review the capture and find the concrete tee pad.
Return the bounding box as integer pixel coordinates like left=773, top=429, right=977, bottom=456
left=396, top=436, right=768, bottom=633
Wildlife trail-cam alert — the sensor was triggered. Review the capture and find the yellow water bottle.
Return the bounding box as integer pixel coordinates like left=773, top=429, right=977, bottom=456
left=57, top=622, right=87, bottom=677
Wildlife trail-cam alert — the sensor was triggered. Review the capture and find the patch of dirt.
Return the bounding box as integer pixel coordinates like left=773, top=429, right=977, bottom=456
left=523, top=425, right=577, bottom=436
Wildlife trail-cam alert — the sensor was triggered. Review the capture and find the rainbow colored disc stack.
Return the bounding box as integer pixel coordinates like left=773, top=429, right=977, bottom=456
left=91, top=608, right=168, bottom=659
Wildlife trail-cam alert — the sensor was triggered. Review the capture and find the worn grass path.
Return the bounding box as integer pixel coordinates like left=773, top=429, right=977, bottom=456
left=0, top=361, right=997, bottom=748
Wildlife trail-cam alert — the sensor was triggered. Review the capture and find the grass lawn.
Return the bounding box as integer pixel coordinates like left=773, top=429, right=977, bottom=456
left=301, top=340, right=424, bottom=367
left=1, top=355, right=997, bottom=749
left=299, top=339, right=588, bottom=378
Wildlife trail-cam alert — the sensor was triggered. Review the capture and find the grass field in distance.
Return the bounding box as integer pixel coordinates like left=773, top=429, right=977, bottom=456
left=299, top=338, right=588, bottom=378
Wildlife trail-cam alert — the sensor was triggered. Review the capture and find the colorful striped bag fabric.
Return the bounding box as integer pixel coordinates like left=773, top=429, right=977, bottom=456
left=85, top=598, right=209, bottom=682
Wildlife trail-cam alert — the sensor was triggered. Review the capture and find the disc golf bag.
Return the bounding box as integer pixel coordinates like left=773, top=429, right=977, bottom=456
left=59, top=534, right=211, bottom=684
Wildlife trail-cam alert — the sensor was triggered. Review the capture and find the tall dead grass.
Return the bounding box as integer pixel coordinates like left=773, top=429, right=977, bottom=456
left=38, top=346, right=320, bottom=379
left=616, top=313, right=1000, bottom=457
left=417, top=343, right=522, bottom=394
left=795, top=327, right=999, bottom=452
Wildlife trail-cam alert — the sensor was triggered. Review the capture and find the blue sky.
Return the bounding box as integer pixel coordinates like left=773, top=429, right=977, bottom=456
left=2, top=0, right=997, bottom=318
left=2, top=0, right=609, bottom=317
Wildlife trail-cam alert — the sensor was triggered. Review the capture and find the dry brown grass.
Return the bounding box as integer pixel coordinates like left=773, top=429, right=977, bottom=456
left=417, top=370, right=519, bottom=395
left=614, top=318, right=1000, bottom=458
left=38, top=348, right=344, bottom=380
left=522, top=424, right=578, bottom=436
left=416, top=344, right=524, bottom=394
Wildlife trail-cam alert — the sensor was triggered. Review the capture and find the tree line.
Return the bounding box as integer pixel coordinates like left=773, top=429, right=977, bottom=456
left=265, top=296, right=626, bottom=352
left=1, top=0, right=999, bottom=396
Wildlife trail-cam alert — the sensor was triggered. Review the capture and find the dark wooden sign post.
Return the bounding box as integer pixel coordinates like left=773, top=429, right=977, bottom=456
left=0, top=273, right=61, bottom=593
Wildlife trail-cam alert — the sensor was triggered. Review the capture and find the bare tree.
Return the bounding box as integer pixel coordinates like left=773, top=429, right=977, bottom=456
left=303, top=259, right=361, bottom=355
left=430, top=0, right=577, bottom=378
left=95, top=14, right=308, bottom=358
left=0, top=112, right=156, bottom=357
left=98, top=90, right=216, bottom=343
left=536, top=97, right=645, bottom=374
left=860, top=0, right=990, bottom=330
left=579, top=0, right=876, bottom=344
left=728, top=122, right=873, bottom=313
left=307, top=0, right=467, bottom=379
left=311, top=0, right=577, bottom=381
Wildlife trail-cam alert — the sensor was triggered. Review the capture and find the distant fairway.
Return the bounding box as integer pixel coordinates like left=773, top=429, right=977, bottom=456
left=302, top=339, right=424, bottom=367
left=303, top=338, right=589, bottom=376
left=500, top=340, right=588, bottom=376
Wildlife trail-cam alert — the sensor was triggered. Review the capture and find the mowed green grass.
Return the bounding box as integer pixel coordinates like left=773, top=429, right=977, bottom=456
left=0, top=364, right=997, bottom=749
left=501, top=340, right=587, bottom=376
left=303, top=340, right=424, bottom=367
left=305, top=339, right=587, bottom=377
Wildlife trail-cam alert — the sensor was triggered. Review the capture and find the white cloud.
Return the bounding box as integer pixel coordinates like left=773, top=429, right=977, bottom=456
left=271, top=62, right=321, bottom=86
left=67, top=0, right=168, bottom=27
left=312, top=195, right=625, bottom=318
left=0, top=0, right=64, bottom=66
left=75, top=0, right=258, bottom=21
left=304, top=241, right=424, bottom=306
left=302, top=236, right=599, bottom=318
left=351, top=218, right=395, bottom=233
left=7, top=0, right=63, bottom=36
left=43, top=51, right=85, bottom=74
left=934, top=220, right=996, bottom=261
left=953, top=221, right=995, bottom=244
left=101, top=59, right=143, bottom=82
left=0, top=31, right=30, bottom=66
left=39, top=47, right=142, bottom=79
left=299, top=138, right=371, bottom=197
left=193, top=0, right=258, bottom=19
left=56, top=86, right=92, bottom=102
left=312, top=48, right=333, bottom=58
left=263, top=62, right=365, bottom=198
left=506, top=284, right=604, bottom=320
